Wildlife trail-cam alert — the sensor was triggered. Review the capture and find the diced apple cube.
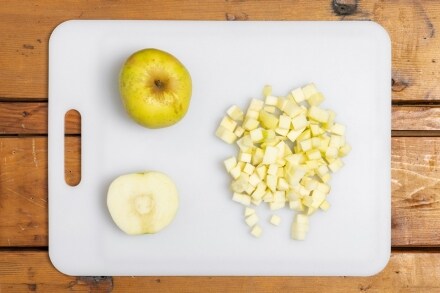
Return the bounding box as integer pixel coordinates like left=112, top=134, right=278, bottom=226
left=285, top=153, right=305, bottom=166
left=291, top=87, right=305, bottom=103
left=311, top=190, right=326, bottom=208
left=224, top=157, right=237, bottom=172
left=277, top=98, right=288, bottom=111
left=319, top=173, right=331, bottom=183
left=273, top=191, right=286, bottom=202
left=291, top=114, right=308, bottom=130
left=286, top=166, right=307, bottom=186
left=306, top=149, right=321, bottom=160
left=289, top=199, right=304, bottom=211
left=216, top=126, right=238, bottom=144
left=300, top=139, right=312, bottom=152
left=264, top=105, right=277, bottom=113
left=331, top=123, right=346, bottom=136
left=277, top=178, right=290, bottom=191
left=311, top=137, right=321, bottom=148
left=252, top=148, right=264, bottom=165
left=278, top=114, right=291, bottom=129
left=339, top=144, right=352, bottom=157
left=263, top=191, right=274, bottom=203
left=296, top=214, right=309, bottom=224
left=229, top=166, right=242, bottom=179
left=266, top=174, right=278, bottom=192
left=265, top=95, right=278, bottom=106
left=302, top=83, right=318, bottom=99
left=329, top=158, right=344, bottom=172
left=251, top=182, right=266, bottom=200
left=259, top=110, right=279, bottom=129
left=329, top=135, right=343, bottom=148
left=256, top=165, right=267, bottom=180
left=246, top=109, right=259, bottom=119
left=297, top=129, right=311, bottom=142
left=317, top=183, right=330, bottom=194
left=243, top=163, right=255, bottom=175
left=249, top=98, right=264, bottom=111
left=232, top=193, right=251, bottom=206
left=307, top=92, right=324, bottom=106
left=227, top=105, right=244, bottom=121
left=249, top=128, right=264, bottom=143
left=310, top=124, right=324, bottom=136
left=238, top=152, right=252, bottom=163
left=287, top=128, right=304, bottom=143
left=270, top=201, right=285, bottom=210
left=283, top=101, right=303, bottom=117
left=316, top=165, right=329, bottom=177
left=325, top=146, right=338, bottom=159
left=220, top=116, right=237, bottom=132
left=237, top=135, right=254, bottom=151
left=276, top=166, right=284, bottom=177
left=308, top=106, right=329, bottom=123
left=231, top=174, right=249, bottom=193
left=302, top=196, right=314, bottom=207
left=263, top=85, right=272, bottom=97
left=323, top=110, right=336, bottom=129
left=262, top=146, right=279, bottom=165
left=245, top=213, right=259, bottom=227
left=275, top=128, right=289, bottom=136
left=245, top=207, right=256, bottom=216
left=243, top=118, right=259, bottom=131
left=251, top=198, right=262, bottom=206
left=245, top=183, right=256, bottom=195
left=251, top=225, right=262, bottom=237
left=234, top=126, right=245, bottom=138
left=249, top=173, right=261, bottom=186
left=267, top=163, right=278, bottom=175
left=270, top=215, right=281, bottom=226
left=320, top=200, right=331, bottom=211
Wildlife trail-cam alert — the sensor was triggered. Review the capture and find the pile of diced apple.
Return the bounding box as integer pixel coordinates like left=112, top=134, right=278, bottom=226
left=216, top=83, right=350, bottom=240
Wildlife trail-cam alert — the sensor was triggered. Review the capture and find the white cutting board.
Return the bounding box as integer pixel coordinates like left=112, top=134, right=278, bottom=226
left=48, top=20, right=391, bottom=276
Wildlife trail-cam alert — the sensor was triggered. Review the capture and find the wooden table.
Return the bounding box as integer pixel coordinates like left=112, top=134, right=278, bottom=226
left=1, top=0, right=440, bottom=292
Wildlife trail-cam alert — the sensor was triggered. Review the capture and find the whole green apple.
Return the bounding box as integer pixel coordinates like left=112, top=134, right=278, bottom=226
left=119, top=48, right=192, bottom=128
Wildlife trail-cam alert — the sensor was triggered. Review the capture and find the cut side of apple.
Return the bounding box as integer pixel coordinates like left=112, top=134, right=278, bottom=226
left=107, top=171, right=179, bottom=235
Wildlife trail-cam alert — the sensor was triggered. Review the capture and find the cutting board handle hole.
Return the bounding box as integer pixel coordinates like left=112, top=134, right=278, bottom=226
left=64, top=109, right=81, bottom=187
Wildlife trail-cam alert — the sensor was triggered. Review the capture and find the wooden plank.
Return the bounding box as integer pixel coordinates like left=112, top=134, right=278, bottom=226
left=0, top=136, right=439, bottom=247
left=0, top=103, right=80, bottom=134
left=0, top=137, right=79, bottom=247
left=1, top=0, right=440, bottom=101
left=392, top=137, right=440, bottom=246
left=392, top=107, right=440, bottom=131
left=0, top=251, right=440, bottom=292
left=1, top=103, right=440, bottom=135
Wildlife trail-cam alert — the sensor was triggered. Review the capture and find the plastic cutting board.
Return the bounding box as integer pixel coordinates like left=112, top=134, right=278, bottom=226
left=48, top=20, right=391, bottom=276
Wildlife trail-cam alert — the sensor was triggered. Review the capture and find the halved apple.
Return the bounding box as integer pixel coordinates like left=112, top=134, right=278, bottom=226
left=107, top=171, right=179, bottom=235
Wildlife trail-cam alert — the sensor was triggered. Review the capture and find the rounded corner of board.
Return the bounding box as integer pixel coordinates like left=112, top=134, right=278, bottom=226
left=48, top=249, right=78, bottom=276
left=49, top=19, right=80, bottom=45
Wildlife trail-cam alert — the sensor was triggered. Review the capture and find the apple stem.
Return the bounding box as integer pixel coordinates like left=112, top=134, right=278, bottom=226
left=154, top=79, right=164, bottom=90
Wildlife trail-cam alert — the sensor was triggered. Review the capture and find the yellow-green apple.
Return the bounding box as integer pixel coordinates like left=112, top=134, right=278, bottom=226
left=119, top=48, right=192, bottom=128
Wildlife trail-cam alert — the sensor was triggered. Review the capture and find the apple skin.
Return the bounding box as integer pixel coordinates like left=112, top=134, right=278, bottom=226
left=119, top=48, right=192, bottom=128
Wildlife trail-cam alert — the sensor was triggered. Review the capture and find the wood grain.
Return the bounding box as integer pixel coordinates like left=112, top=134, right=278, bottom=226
left=1, top=0, right=440, bottom=101
left=0, top=137, right=79, bottom=247
left=0, top=136, right=439, bottom=247
left=0, top=251, right=440, bottom=292
left=392, top=106, right=440, bottom=131
left=392, top=137, right=440, bottom=246
left=1, top=103, right=440, bottom=135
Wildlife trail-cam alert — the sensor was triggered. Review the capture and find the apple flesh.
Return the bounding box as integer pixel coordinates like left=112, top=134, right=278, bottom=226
left=107, top=171, right=179, bottom=235
left=119, top=48, right=192, bottom=128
